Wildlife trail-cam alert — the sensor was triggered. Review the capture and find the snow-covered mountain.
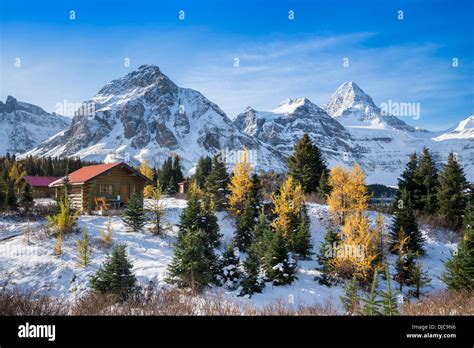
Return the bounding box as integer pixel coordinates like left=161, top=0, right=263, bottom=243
left=321, top=82, right=473, bottom=184
left=20, top=66, right=473, bottom=184
left=25, top=65, right=285, bottom=172
left=323, top=81, right=418, bottom=132
left=233, top=98, right=363, bottom=165
left=433, top=115, right=474, bottom=141
left=0, top=96, right=71, bottom=155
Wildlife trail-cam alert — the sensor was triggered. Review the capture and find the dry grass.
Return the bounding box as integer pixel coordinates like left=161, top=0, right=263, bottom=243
left=400, top=290, right=474, bottom=315
left=1, top=287, right=472, bottom=316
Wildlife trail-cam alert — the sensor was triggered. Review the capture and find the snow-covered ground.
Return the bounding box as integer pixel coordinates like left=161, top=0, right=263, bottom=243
left=0, top=197, right=458, bottom=312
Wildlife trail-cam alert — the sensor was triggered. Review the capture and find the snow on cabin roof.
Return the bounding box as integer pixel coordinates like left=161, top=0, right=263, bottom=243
left=49, top=162, right=154, bottom=187
left=23, top=176, right=60, bottom=187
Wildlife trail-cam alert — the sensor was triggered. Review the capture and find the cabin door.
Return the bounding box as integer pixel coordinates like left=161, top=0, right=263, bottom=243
left=120, top=184, right=130, bottom=204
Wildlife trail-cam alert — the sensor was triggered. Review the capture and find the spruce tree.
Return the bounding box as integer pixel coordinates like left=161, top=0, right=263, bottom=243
left=390, top=189, right=424, bottom=255
left=172, top=155, right=184, bottom=184
left=437, top=152, right=469, bottom=230
left=234, top=200, right=255, bottom=251
left=317, top=170, right=331, bottom=199
left=193, top=156, right=213, bottom=189
left=263, top=229, right=297, bottom=285
left=409, top=254, right=431, bottom=299
left=381, top=265, right=399, bottom=316
left=415, top=147, right=439, bottom=214
left=316, top=223, right=340, bottom=285
left=340, top=277, right=362, bottom=315
left=19, top=182, right=34, bottom=214
left=166, top=229, right=218, bottom=293
left=220, top=244, right=242, bottom=290
left=288, top=207, right=313, bottom=260
left=239, top=241, right=265, bottom=296
left=159, top=157, right=173, bottom=192
left=396, top=152, right=421, bottom=210
left=122, top=193, right=146, bottom=232
left=205, top=155, right=229, bottom=211
left=90, top=244, right=138, bottom=301
left=442, top=203, right=474, bottom=290
left=178, top=182, right=221, bottom=247
left=287, top=133, right=328, bottom=194
left=3, top=172, right=17, bottom=211
left=362, top=271, right=382, bottom=316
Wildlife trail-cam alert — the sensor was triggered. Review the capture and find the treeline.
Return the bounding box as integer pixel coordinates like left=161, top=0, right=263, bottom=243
left=0, top=154, right=94, bottom=212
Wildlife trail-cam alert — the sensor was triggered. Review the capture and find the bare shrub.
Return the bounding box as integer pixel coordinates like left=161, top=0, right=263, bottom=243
left=0, top=288, right=67, bottom=315
left=401, top=290, right=474, bottom=315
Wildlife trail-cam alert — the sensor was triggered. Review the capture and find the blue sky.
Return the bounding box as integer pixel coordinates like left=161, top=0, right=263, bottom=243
left=0, top=0, right=473, bottom=130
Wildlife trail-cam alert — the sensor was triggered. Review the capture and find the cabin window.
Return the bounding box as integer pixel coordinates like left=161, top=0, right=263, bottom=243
left=99, top=184, right=113, bottom=196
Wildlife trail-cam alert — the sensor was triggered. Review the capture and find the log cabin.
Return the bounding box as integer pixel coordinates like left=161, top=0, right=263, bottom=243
left=18, top=176, right=60, bottom=198
left=49, top=162, right=154, bottom=214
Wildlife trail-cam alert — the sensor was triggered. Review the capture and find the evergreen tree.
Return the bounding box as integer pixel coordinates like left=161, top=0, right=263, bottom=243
left=220, top=244, right=242, bottom=290
left=263, top=229, right=297, bottom=285
left=90, top=244, right=138, bottom=301
left=205, top=155, right=229, bottom=211
left=317, top=170, right=331, bottom=199
left=233, top=200, right=255, bottom=251
left=166, top=229, right=218, bottom=293
left=287, top=133, right=328, bottom=194
left=159, top=157, right=173, bottom=193
left=437, top=152, right=469, bottom=230
left=409, top=254, right=431, bottom=299
left=122, top=193, right=146, bottom=232
left=167, top=175, right=177, bottom=194
left=393, top=228, right=415, bottom=291
left=396, top=152, right=421, bottom=210
left=380, top=265, right=399, bottom=316
left=288, top=207, right=313, bottom=260
left=19, top=182, right=34, bottom=214
left=193, top=156, right=213, bottom=189
left=442, top=203, right=474, bottom=291
left=362, top=271, right=382, bottom=315
left=172, top=155, right=184, bottom=184
left=340, top=277, right=362, bottom=315
left=178, top=182, right=221, bottom=247
left=3, top=171, right=17, bottom=210
left=76, top=226, right=92, bottom=267
left=390, top=189, right=424, bottom=255
left=415, top=147, right=439, bottom=214
left=316, top=223, right=340, bottom=284
left=239, top=241, right=265, bottom=296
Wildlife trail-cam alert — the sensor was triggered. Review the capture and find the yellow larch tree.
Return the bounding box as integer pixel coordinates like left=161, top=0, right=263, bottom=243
left=140, top=160, right=155, bottom=198
left=327, top=163, right=369, bottom=225
left=228, top=147, right=253, bottom=216
left=272, top=176, right=304, bottom=236
left=330, top=213, right=378, bottom=283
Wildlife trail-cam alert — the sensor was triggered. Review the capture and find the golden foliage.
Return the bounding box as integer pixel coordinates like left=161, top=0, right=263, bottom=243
left=327, top=163, right=369, bottom=224
left=330, top=214, right=378, bottom=282
left=47, top=195, right=78, bottom=235
left=272, top=176, right=304, bottom=235
left=140, top=160, right=155, bottom=198
left=228, top=147, right=253, bottom=215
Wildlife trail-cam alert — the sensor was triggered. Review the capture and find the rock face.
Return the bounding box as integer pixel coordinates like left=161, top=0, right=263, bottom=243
left=26, top=65, right=285, bottom=173
left=20, top=66, right=473, bottom=184
left=233, top=98, right=361, bottom=164
left=0, top=96, right=70, bottom=155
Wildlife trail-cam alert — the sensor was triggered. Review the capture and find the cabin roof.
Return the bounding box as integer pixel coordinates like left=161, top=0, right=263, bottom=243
left=22, top=176, right=60, bottom=187
left=49, top=162, right=153, bottom=187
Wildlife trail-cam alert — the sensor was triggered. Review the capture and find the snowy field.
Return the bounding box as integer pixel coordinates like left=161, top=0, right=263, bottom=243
left=0, top=197, right=458, bottom=312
